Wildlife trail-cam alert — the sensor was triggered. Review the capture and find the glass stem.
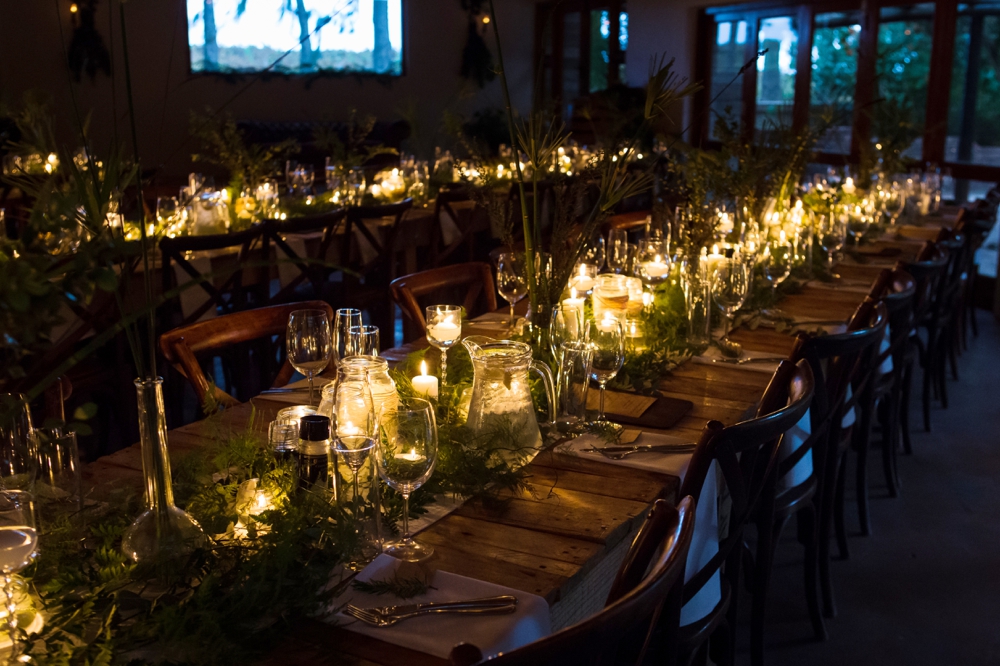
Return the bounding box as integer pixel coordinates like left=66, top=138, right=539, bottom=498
left=599, top=383, right=607, bottom=421
left=401, top=493, right=410, bottom=542
left=352, top=470, right=361, bottom=518
left=4, top=574, right=17, bottom=660
left=509, top=303, right=515, bottom=328
left=440, top=350, right=448, bottom=387
left=725, top=313, right=733, bottom=342
left=308, top=372, right=315, bottom=406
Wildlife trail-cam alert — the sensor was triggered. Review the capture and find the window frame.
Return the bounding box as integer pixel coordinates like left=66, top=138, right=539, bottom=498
left=694, top=0, right=1000, bottom=186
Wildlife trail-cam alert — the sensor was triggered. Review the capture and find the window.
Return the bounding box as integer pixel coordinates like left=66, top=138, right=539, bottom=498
left=698, top=1, right=1000, bottom=200
left=186, top=0, right=404, bottom=75
left=811, top=11, right=862, bottom=154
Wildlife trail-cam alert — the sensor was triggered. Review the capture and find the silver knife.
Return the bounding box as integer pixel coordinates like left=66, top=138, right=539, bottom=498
left=584, top=443, right=695, bottom=454
left=371, top=595, right=517, bottom=615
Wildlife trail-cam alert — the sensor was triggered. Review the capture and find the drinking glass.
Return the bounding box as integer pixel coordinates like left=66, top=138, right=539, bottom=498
left=333, top=384, right=377, bottom=556
left=582, top=235, right=606, bottom=270
left=375, top=399, right=438, bottom=562
left=426, top=305, right=462, bottom=385
left=711, top=258, right=751, bottom=350
left=818, top=213, right=847, bottom=278
left=0, top=490, right=36, bottom=660
left=636, top=238, right=671, bottom=287
left=495, top=252, right=527, bottom=331
left=347, top=167, right=366, bottom=205
left=550, top=304, right=585, bottom=360
left=31, top=427, right=82, bottom=513
left=156, top=196, right=179, bottom=231
left=268, top=421, right=299, bottom=464
left=0, top=394, right=35, bottom=492
left=587, top=318, right=625, bottom=422
left=333, top=308, right=363, bottom=367
left=607, top=229, right=631, bottom=274
left=286, top=309, right=333, bottom=406
left=762, top=238, right=793, bottom=301
left=681, top=257, right=711, bottom=347
left=884, top=182, right=904, bottom=225
left=325, top=157, right=342, bottom=193
left=556, top=340, right=592, bottom=430
left=347, top=325, right=380, bottom=357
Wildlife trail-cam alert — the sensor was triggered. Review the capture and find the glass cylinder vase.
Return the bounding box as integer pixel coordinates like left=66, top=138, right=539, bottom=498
left=122, top=378, right=205, bottom=563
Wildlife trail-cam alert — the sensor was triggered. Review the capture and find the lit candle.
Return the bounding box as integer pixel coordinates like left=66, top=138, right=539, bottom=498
left=842, top=177, right=856, bottom=195
left=597, top=314, right=620, bottom=333
left=625, top=277, right=645, bottom=315
left=395, top=447, right=426, bottom=463
left=706, top=244, right=726, bottom=273
left=719, top=212, right=734, bottom=235
left=562, top=288, right=585, bottom=321
left=570, top=263, right=597, bottom=293
left=427, top=317, right=461, bottom=343
left=641, top=254, right=670, bottom=279
left=411, top=360, right=439, bottom=399
left=593, top=274, right=629, bottom=320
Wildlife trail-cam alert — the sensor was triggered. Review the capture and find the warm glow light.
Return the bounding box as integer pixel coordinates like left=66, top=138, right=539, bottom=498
left=420, top=360, right=428, bottom=377
left=69, top=3, right=78, bottom=12
left=570, top=287, right=578, bottom=299
left=482, top=15, right=490, bottom=24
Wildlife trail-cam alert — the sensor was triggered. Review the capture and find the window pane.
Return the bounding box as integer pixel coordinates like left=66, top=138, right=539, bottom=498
left=946, top=3, right=1000, bottom=168
left=619, top=12, right=629, bottom=86
left=811, top=11, right=862, bottom=154
left=942, top=175, right=997, bottom=203
left=875, top=4, right=935, bottom=162
left=710, top=19, right=748, bottom=138
left=756, top=16, right=798, bottom=130
left=590, top=10, right=610, bottom=93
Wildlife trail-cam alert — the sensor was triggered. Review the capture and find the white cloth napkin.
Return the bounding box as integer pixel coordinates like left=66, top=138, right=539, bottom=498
left=440, top=207, right=462, bottom=247
left=331, top=554, right=551, bottom=660
left=173, top=256, right=217, bottom=322
left=560, top=433, right=721, bottom=627
left=276, top=235, right=310, bottom=288
left=691, top=347, right=785, bottom=374
left=778, top=411, right=813, bottom=490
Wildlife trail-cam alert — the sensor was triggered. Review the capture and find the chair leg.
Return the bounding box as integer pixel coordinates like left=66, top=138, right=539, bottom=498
left=901, top=362, right=914, bottom=455
left=834, top=451, right=849, bottom=560
left=969, top=298, right=979, bottom=338
left=856, top=423, right=872, bottom=536
left=751, top=514, right=776, bottom=666
left=921, top=348, right=933, bottom=432
left=796, top=505, right=828, bottom=641
left=938, top=335, right=950, bottom=409
left=882, top=392, right=900, bottom=498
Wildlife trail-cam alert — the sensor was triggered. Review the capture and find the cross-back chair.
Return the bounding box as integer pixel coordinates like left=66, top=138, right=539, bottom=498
left=263, top=210, right=347, bottom=303
left=159, top=225, right=267, bottom=327
left=787, top=298, right=887, bottom=619
left=432, top=187, right=488, bottom=267
left=450, top=496, right=696, bottom=666
left=666, top=359, right=814, bottom=666
left=159, top=301, right=334, bottom=409
left=389, top=263, right=497, bottom=343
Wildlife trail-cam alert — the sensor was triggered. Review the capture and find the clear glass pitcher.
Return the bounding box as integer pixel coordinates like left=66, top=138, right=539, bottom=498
left=461, top=337, right=555, bottom=463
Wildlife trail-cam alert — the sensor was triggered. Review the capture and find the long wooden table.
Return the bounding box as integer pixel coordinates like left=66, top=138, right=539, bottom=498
left=81, top=219, right=946, bottom=665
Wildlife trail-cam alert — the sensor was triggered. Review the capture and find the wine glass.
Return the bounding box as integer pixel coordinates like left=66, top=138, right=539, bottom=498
left=347, top=325, right=380, bottom=357
left=0, top=394, right=35, bottom=493
left=347, top=166, right=366, bottom=205
left=426, top=305, right=462, bottom=385
left=818, top=213, right=847, bottom=278
left=711, top=258, right=750, bottom=354
left=31, top=427, right=82, bottom=513
left=333, top=308, right=362, bottom=366
left=582, top=235, right=606, bottom=270
left=286, top=309, right=333, bottom=406
left=550, top=304, right=585, bottom=360
left=0, top=490, right=36, bottom=660
left=884, top=182, right=904, bottom=225
left=587, top=318, right=625, bottom=422
left=334, top=383, right=377, bottom=565
left=607, top=229, right=631, bottom=274
left=156, top=196, right=179, bottom=230
left=762, top=237, right=793, bottom=300
left=375, top=398, right=438, bottom=562
left=495, top=252, right=527, bottom=332
left=635, top=239, right=671, bottom=288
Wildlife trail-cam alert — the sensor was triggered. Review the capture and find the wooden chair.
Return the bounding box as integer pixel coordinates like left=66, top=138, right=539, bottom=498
left=159, top=301, right=334, bottom=409
left=667, top=359, right=814, bottom=666
left=450, top=496, right=696, bottom=666
left=262, top=210, right=347, bottom=303
left=431, top=187, right=488, bottom=267
left=159, top=225, right=267, bottom=327
left=788, top=299, right=887, bottom=619
left=389, top=263, right=497, bottom=343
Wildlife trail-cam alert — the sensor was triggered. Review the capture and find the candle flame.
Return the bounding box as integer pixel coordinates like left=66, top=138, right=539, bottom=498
left=420, top=360, right=428, bottom=377
left=578, top=264, right=586, bottom=276
left=570, top=287, right=578, bottom=299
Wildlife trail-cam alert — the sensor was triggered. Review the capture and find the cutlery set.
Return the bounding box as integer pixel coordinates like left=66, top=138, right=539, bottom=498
left=345, top=595, right=518, bottom=627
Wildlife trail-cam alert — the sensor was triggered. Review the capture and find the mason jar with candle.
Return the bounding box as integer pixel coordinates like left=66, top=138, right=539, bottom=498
left=625, top=318, right=647, bottom=352
left=337, top=356, right=398, bottom=421
left=593, top=274, right=629, bottom=321
left=625, top=277, right=645, bottom=316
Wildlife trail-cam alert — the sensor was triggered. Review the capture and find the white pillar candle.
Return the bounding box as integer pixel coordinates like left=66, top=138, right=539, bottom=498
left=427, top=317, right=461, bottom=343
left=642, top=256, right=670, bottom=279
left=562, top=288, right=586, bottom=321
left=412, top=360, right=439, bottom=399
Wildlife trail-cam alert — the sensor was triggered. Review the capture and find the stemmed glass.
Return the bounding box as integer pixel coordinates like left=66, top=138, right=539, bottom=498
left=426, top=305, right=462, bottom=385
left=635, top=239, right=671, bottom=288
left=334, top=383, right=377, bottom=565
left=587, top=318, right=625, bottom=422
left=582, top=235, right=606, bottom=270
left=607, top=229, right=631, bottom=274
left=762, top=237, right=793, bottom=304
left=0, top=491, right=36, bottom=660
left=495, top=252, right=527, bottom=332
left=286, top=309, right=333, bottom=406
left=550, top=304, right=585, bottom=360
left=333, top=308, right=363, bottom=366
left=347, top=325, right=380, bottom=357
left=347, top=167, right=366, bottom=205
left=156, top=197, right=180, bottom=233
left=375, top=399, right=438, bottom=563
left=884, top=182, right=904, bottom=226
left=711, top=258, right=750, bottom=354
left=818, top=213, right=847, bottom=278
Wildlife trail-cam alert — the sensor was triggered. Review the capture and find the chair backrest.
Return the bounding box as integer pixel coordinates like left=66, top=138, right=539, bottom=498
left=678, top=359, right=814, bottom=605
left=263, top=210, right=347, bottom=301
left=898, top=244, right=949, bottom=322
left=341, top=198, right=414, bottom=279
left=453, top=496, right=696, bottom=666
left=390, top=263, right=498, bottom=342
left=159, top=225, right=266, bottom=326
left=433, top=186, right=485, bottom=266
left=159, top=301, right=334, bottom=408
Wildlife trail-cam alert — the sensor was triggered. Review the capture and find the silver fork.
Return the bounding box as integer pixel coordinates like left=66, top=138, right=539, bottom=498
left=711, top=357, right=781, bottom=365
left=593, top=445, right=696, bottom=460
left=344, top=603, right=517, bottom=627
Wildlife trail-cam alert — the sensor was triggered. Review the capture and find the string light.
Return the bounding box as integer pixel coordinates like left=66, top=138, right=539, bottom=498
left=69, top=3, right=78, bottom=13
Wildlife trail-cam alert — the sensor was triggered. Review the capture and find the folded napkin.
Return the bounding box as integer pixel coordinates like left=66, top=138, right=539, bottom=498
left=691, top=347, right=784, bottom=374
left=559, top=432, right=720, bottom=627
left=331, top=554, right=551, bottom=660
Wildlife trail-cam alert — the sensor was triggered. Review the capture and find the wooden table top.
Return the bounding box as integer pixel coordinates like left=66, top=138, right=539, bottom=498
left=81, top=223, right=938, bottom=665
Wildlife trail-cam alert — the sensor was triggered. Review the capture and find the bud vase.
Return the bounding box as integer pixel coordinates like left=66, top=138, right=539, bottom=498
left=122, top=378, right=205, bottom=562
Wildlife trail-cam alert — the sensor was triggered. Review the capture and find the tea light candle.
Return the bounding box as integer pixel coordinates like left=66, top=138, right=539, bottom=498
left=570, top=263, right=597, bottom=293
left=706, top=244, right=726, bottom=273
left=842, top=177, right=856, bottom=195
left=597, top=314, right=620, bottom=333
left=277, top=405, right=317, bottom=424
left=412, top=360, right=439, bottom=399
left=427, top=317, right=461, bottom=343
left=395, top=448, right=426, bottom=463
left=642, top=255, right=670, bottom=279
left=625, top=277, right=645, bottom=315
